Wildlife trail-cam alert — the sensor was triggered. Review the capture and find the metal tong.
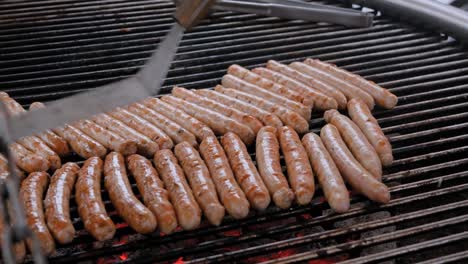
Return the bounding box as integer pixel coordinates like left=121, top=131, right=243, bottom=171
left=213, top=0, right=374, bottom=28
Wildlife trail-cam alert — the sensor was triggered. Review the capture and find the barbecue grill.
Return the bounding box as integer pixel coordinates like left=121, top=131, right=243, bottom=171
left=1, top=0, right=468, bottom=263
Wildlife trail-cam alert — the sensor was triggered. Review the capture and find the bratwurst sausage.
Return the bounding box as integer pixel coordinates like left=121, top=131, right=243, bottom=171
left=256, top=126, right=294, bottom=209
left=302, top=133, right=349, bottom=213
left=174, top=142, right=225, bottom=226
left=321, top=124, right=390, bottom=204
left=104, top=152, right=157, bottom=234
left=20, top=172, right=55, bottom=255
left=76, top=157, right=115, bottom=241
left=127, top=154, right=178, bottom=234
left=199, top=136, right=250, bottom=219
left=45, top=162, right=80, bottom=244
left=154, top=149, right=201, bottom=230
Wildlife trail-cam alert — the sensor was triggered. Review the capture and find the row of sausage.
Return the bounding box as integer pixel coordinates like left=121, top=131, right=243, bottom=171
left=0, top=58, right=397, bottom=179
left=10, top=97, right=392, bottom=258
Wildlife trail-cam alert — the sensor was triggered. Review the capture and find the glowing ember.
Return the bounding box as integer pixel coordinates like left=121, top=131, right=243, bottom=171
left=174, top=257, right=185, bottom=264
left=119, top=253, right=129, bottom=261
left=223, top=229, right=242, bottom=237
left=113, top=235, right=129, bottom=246
left=115, top=222, right=129, bottom=229
left=272, top=249, right=297, bottom=259
left=301, top=214, right=313, bottom=220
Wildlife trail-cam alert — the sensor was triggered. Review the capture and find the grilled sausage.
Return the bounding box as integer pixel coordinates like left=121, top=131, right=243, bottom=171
left=104, top=152, right=157, bottom=234
left=29, top=102, right=71, bottom=157
left=289, top=61, right=375, bottom=109
left=9, top=143, right=50, bottom=173
left=162, top=95, right=255, bottom=145
left=172, top=87, right=263, bottom=134
left=304, top=59, right=398, bottom=109
left=199, top=136, right=250, bottom=219
left=154, top=149, right=201, bottom=230
left=320, top=124, right=390, bottom=204
left=76, top=157, right=115, bottom=241
left=0, top=153, right=25, bottom=181
left=221, top=132, right=271, bottom=210
left=195, top=88, right=283, bottom=128
left=92, top=113, right=159, bottom=157
left=44, top=163, right=80, bottom=244
left=324, top=110, right=382, bottom=181
left=74, top=120, right=137, bottom=155
left=0, top=97, right=62, bottom=170
left=142, top=98, right=215, bottom=142
left=278, top=126, right=315, bottom=205
left=29, top=102, right=108, bottom=159
left=20, top=172, right=55, bottom=255
left=110, top=106, right=176, bottom=149
left=302, top=133, right=349, bottom=213
left=215, top=86, right=309, bottom=134
left=256, top=126, right=294, bottom=209
left=260, top=61, right=347, bottom=109
left=55, top=125, right=108, bottom=158
left=222, top=74, right=312, bottom=120
left=174, top=142, right=225, bottom=226
left=228, top=64, right=312, bottom=108
left=0, top=92, right=26, bottom=114
left=348, top=99, right=394, bottom=166
left=17, top=135, right=62, bottom=171
left=127, top=154, right=178, bottom=234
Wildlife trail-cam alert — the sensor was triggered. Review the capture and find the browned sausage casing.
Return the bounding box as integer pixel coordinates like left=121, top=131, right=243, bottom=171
left=110, top=106, right=175, bottom=149
left=304, top=59, right=398, bottom=109
left=54, top=124, right=108, bottom=159
left=348, top=99, right=394, bottom=166
left=321, top=124, right=390, bottom=204
left=0, top=96, right=62, bottom=170
left=221, top=132, right=271, bottom=210
left=162, top=95, right=255, bottom=145
left=74, top=120, right=137, bottom=155
left=324, top=109, right=382, bottom=181
left=92, top=113, right=159, bottom=157
left=302, top=133, right=350, bottom=213
left=196, top=88, right=283, bottom=128
left=174, top=142, right=225, bottom=226
left=30, top=101, right=107, bottom=159
left=127, top=154, right=178, bottom=234
left=222, top=74, right=312, bottom=120
left=228, top=64, right=312, bottom=108
left=17, top=135, right=62, bottom=171
left=154, top=149, right=201, bottom=230
left=278, top=126, right=315, bottom=205
left=104, top=152, right=157, bottom=234
left=44, top=163, right=80, bottom=244
left=123, top=104, right=192, bottom=148
left=199, top=136, right=250, bottom=219
left=20, top=172, right=55, bottom=255
left=0, top=153, right=25, bottom=181
left=172, top=87, right=263, bottom=134
left=256, top=126, right=295, bottom=209
left=289, top=61, right=375, bottom=109
left=259, top=61, right=346, bottom=109
left=10, top=143, right=50, bottom=173
left=29, top=102, right=71, bottom=157
left=142, top=98, right=215, bottom=142
left=76, top=157, right=116, bottom=241
left=215, top=86, right=309, bottom=134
